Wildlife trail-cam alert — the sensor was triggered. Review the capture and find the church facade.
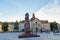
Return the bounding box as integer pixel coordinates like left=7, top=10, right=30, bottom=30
left=30, top=14, right=50, bottom=32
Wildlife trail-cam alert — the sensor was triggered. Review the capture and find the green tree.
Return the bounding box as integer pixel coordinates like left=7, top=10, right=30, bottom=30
left=14, top=20, right=19, bottom=31
left=50, top=22, right=58, bottom=31
left=2, top=22, right=8, bottom=32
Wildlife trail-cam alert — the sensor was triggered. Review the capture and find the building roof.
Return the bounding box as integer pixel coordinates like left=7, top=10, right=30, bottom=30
left=0, top=22, right=2, bottom=24
left=8, top=22, right=15, bottom=25
left=40, top=20, right=49, bottom=23
left=21, top=20, right=25, bottom=23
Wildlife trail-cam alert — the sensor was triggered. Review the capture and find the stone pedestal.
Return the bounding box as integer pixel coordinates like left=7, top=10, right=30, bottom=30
left=18, top=33, right=40, bottom=38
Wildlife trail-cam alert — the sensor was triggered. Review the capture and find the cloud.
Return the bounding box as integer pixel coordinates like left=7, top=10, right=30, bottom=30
left=0, top=13, right=3, bottom=16
left=35, top=0, right=60, bottom=23
left=54, top=0, right=58, bottom=5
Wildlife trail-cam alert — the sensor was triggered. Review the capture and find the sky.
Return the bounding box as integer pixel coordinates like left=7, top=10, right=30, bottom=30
left=0, top=0, right=60, bottom=23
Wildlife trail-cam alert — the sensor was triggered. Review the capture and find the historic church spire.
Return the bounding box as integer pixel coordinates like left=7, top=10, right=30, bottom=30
left=32, top=13, right=35, bottom=19
left=30, top=13, right=36, bottom=21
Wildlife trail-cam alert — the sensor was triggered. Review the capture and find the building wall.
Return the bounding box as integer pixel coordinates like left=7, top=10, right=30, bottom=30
left=30, top=18, right=42, bottom=31
left=8, top=24, right=14, bottom=32
left=0, top=23, right=2, bottom=32
left=0, top=20, right=50, bottom=32
left=58, top=24, right=60, bottom=31
left=30, top=18, right=51, bottom=32
left=41, top=23, right=50, bottom=30
left=19, top=23, right=24, bottom=31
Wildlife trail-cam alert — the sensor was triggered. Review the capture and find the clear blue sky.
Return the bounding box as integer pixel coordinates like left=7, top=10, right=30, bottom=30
left=0, top=0, right=60, bottom=22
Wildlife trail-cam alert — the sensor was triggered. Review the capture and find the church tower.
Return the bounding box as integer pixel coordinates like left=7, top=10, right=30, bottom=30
left=32, top=13, right=35, bottom=19
left=30, top=13, right=35, bottom=21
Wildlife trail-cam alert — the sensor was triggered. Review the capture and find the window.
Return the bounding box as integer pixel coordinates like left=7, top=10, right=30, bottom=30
left=33, top=24, right=34, bottom=25
left=35, top=22, right=37, bottom=24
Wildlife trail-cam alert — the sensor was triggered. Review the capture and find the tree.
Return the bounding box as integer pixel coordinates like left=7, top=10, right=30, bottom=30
left=50, top=22, right=58, bottom=31
left=2, top=22, right=8, bottom=32
left=14, top=20, right=19, bottom=31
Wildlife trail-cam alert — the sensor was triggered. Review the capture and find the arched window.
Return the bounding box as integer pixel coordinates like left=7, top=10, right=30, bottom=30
left=35, top=22, right=37, bottom=24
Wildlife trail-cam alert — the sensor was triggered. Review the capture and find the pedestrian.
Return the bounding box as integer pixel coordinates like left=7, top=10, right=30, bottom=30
left=36, top=27, right=38, bottom=34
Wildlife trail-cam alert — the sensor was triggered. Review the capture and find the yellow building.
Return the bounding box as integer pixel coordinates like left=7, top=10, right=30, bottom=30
left=40, top=20, right=50, bottom=31
left=8, top=22, right=15, bottom=32
left=0, top=22, right=3, bottom=32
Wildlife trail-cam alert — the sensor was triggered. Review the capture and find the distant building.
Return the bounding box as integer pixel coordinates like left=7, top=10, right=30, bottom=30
left=57, top=23, right=60, bottom=31
left=19, top=20, right=25, bottom=31
left=0, top=22, right=3, bottom=32
left=30, top=19, right=42, bottom=31
left=0, top=13, right=54, bottom=32
left=40, top=20, right=50, bottom=31
left=30, top=13, right=50, bottom=32
left=30, top=13, right=42, bottom=31
left=8, top=22, right=15, bottom=32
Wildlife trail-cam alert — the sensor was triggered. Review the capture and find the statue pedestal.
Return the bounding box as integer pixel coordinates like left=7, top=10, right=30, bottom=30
left=18, top=32, right=40, bottom=38
left=18, top=30, right=40, bottom=38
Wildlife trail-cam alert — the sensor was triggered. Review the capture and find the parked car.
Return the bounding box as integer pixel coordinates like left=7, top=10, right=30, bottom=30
left=41, top=28, right=46, bottom=32
left=53, top=29, right=59, bottom=33
left=45, top=29, right=51, bottom=33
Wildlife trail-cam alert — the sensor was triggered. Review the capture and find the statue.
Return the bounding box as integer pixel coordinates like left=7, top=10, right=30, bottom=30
left=18, top=13, right=40, bottom=38
left=24, top=13, right=30, bottom=33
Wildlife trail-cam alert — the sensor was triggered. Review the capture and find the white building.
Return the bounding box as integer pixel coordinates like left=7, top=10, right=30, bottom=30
left=30, top=18, right=42, bottom=31
left=8, top=22, right=15, bottom=32
left=30, top=14, right=42, bottom=31
left=19, top=20, right=25, bottom=31
left=57, top=23, right=60, bottom=31
left=30, top=14, right=50, bottom=31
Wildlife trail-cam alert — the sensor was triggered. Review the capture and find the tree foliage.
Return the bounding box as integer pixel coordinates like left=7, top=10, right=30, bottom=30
left=2, top=22, right=8, bottom=32
left=50, top=22, right=58, bottom=31
left=14, top=21, right=19, bottom=31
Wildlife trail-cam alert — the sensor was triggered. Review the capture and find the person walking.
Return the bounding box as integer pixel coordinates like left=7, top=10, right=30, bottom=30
left=35, top=27, right=38, bottom=34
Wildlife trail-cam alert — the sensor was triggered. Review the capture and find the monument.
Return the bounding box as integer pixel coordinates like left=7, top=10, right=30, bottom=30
left=18, top=13, right=40, bottom=38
